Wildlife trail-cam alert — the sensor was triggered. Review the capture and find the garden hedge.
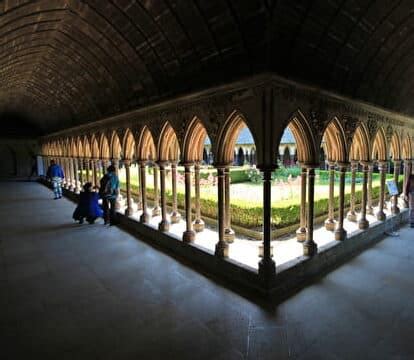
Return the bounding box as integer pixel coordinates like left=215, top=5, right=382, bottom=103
left=125, top=178, right=403, bottom=230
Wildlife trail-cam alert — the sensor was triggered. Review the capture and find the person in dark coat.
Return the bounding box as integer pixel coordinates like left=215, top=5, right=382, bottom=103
left=73, top=182, right=103, bottom=224
left=99, top=165, right=120, bottom=226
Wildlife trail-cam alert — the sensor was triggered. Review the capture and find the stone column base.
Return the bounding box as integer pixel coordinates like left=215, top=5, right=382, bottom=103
left=183, top=230, right=195, bottom=243
left=376, top=210, right=386, bottom=221
left=358, top=218, right=369, bottom=230
left=140, top=212, right=150, bottom=224
left=296, top=227, right=306, bottom=242
left=193, top=218, right=205, bottom=232
left=347, top=211, right=357, bottom=222
left=324, top=218, right=336, bottom=231
left=125, top=207, right=134, bottom=217
left=215, top=241, right=229, bottom=258
left=303, top=240, right=317, bottom=256
left=334, top=228, right=347, bottom=241
left=152, top=206, right=161, bottom=217
left=158, top=220, right=170, bottom=232
left=224, top=228, right=235, bottom=243
left=170, top=211, right=181, bottom=224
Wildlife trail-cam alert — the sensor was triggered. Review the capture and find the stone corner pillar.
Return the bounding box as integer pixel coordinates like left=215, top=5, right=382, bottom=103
left=303, top=165, right=318, bottom=257
left=296, top=165, right=307, bottom=242
left=214, top=165, right=229, bottom=257
left=223, top=165, right=235, bottom=243
left=258, top=167, right=276, bottom=285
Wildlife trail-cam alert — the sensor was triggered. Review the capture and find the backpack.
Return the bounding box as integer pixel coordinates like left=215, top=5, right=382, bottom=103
left=99, top=175, right=112, bottom=198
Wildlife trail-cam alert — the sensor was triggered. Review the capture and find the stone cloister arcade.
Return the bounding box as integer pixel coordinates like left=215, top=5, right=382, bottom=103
left=40, top=75, right=414, bottom=289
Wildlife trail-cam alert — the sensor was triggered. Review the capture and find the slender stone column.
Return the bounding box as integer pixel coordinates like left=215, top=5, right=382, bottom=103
left=170, top=161, right=181, bottom=223
left=139, top=161, right=150, bottom=223
left=324, top=161, right=336, bottom=231
left=73, top=158, right=80, bottom=193
left=193, top=162, right=205, bottom=232
left=296, top=166, right=307, bottom=242
left=224, top=166, right=235, bottom=242
left=69, top=157, right=75, bottom=191
left=402, top=160, right=412, bottom=208
left=152, top=163, right=161, bottom=216
left=158, top=162, right=170, bottom=232
left=303, top=167, right=317, bottom=256
left=92, top=158, right=98, bottom=187
left=215, top=166, right=229, bottom=257
left=85, top=158, right=90, bottom=183
left=124, top=160, right=134, bottom=216
left=391, top=160, right=401, bottom=214
left=358, top=162, right=370, bottom=230
left=335, top=163, right=348, bottom=241
left=62, top=157, right=68, bottom=188
left=78, top=158, right=84, bottom=187
left=347, top=161, right=358, bottom=221
left=135, top=161, right=142, bottom=210
left=183, top=163, right=195, bottom=243
left=366, top=163, right=374, bottom=215
left=376, top=161, right=387, bottom=221
left=258, top=168, right=276, bottom=284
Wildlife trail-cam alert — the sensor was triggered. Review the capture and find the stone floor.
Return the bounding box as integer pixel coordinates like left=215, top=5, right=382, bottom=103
left=1, top=181, right=414, bottom=359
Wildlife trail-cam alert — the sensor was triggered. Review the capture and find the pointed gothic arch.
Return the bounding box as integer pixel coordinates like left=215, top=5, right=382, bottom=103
left=371, top=127, right=388, bottom=161
left=282, top=111, right=317, bottom=165
left=216, top=110, right=256, bottom=165
left=158, top=122, right=180, bottom=161
left=122, top=129, right=136, bottom=160
left=322, top=117, right=347, bottom=163
left=182, top=117, right=210, bottom=163
left=350, top=124, right=370, bottom=161
left=137, top=126, right=156, bottom=161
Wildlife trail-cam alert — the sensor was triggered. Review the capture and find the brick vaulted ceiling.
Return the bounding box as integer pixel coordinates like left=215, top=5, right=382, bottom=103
left=2, top=0, right=414, bottom=134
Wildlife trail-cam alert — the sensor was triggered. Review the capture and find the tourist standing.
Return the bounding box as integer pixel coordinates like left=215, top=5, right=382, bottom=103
left=405, top=173, right=414, bottom=228
left=99, top=165, right=120, bottom=225
left=46, top=159, right=65, bottom=199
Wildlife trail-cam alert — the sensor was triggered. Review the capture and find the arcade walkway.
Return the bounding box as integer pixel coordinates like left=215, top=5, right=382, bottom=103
left=1, top=182, right=414, bottom=359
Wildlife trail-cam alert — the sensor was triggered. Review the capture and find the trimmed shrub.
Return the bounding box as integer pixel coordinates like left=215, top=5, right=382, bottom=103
left=123, top=178, right=403, bottom=230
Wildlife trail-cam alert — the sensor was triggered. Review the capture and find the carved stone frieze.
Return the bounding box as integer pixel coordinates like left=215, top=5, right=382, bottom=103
left=386, top=125, right=393, bottom=142
left=343, top=115, right=359, bottom=146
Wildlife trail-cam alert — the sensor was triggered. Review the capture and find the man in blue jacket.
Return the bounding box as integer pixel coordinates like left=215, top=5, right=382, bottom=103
left=99, top=164, right=120, bottom=225
left=46, top=159, right=65, bottom=199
